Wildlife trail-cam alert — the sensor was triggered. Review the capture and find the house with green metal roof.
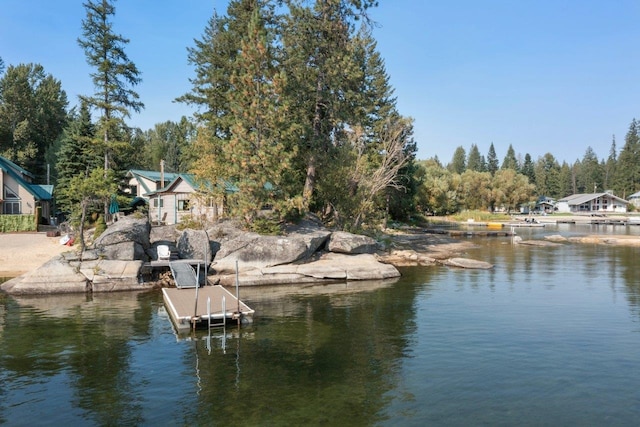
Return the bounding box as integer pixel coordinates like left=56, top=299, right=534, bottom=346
left=125, top=169, right=181, bottom=199
left=144, top=173, right=220, bottom=225
left=0, top=156, right=53, bottom=222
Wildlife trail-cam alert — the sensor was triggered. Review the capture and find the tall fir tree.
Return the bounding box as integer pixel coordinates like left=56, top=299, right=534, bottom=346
left=467, top=144, right=484, bottom=171
left=501, top=144, right=518, bottom=171
left=177, top=1, right=262, bottom=138
left=534, top=153, right=562, bottom=198
left=78, top=0, right=144, bottom=172
left=576, top=146, right=602, bottom=193
left=54, top=102, right=99, bottom=214
left=226, top=3, right=297, bottom=223
left=521, top=153, right=535, bottom=185
left=282, top=0, right=378, bottom=210
left=603, top=135, right=616, bottom=191
left=613, top=119, right=640, bottom=198
left=486, top=143, right=499, bottom=176
left=448, top=146, right=466, bottom=174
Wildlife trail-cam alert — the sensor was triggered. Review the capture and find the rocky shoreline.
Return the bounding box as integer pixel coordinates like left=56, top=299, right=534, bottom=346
left=0, top=216, right=486, bottom=295
left=6, top=215, right=635, bottom=295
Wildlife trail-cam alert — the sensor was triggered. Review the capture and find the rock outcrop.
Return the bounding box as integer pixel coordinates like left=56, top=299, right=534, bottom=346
left=1, top=253, right=148, bottom=295
left=441, top=257, right=494, bottom=269
left=4, top=217, right=487, bottom=294
left=177, top=229, right=214, bottom=263
left=326, top=231, right=377, bottom=254
left=94, top=216, right=151, bottom=261
left=215, top=252, right=400, bottom=286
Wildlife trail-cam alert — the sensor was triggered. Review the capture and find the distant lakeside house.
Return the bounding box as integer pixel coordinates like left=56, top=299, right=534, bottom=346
left=628, top=191, right=640, bottom=209
left=125, top=169, right=220, bottom=225
left=0, top=156, right=53, bottom=222
left=556, top=192, right=629, bottom=213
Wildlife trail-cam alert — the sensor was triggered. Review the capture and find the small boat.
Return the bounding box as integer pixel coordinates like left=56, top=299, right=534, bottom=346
left=486, top=222, right=504, bottom=229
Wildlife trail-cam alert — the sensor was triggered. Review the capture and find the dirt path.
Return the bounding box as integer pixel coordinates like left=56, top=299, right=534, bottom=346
left=0, top=232, right=73, bottom=278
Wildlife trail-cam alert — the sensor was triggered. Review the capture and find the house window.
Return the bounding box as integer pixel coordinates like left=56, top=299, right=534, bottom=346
left=3, top=186, right=20, bottom=214
left=178, top=199, right=190, bottom=211
left=3, top=201, right=21, bottom=214
left=153, top=198, right=164, bottom=208
left=130, top=185, right=138, bottom=196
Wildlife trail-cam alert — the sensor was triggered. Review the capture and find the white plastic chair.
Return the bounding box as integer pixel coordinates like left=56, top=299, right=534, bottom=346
left=157, top=245, right=171, bottom=261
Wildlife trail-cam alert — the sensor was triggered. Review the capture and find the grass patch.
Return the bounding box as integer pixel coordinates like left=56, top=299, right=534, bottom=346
left=445, top=211, right=512, bottom=222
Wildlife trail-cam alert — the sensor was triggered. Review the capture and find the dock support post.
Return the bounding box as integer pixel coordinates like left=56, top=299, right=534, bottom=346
left=192, top=279, right=200, bottom=331
left=222, top=295, right=227, bottom=353
left=207, top=296, right=211, bottom=330
left=235, top=260, right=240, bottom=326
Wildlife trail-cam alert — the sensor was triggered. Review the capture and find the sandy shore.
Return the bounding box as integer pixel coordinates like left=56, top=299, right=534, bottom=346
left=0, top=232, right=74, bottom=278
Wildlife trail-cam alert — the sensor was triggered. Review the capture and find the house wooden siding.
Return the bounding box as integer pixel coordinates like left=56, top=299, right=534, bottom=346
left=628, top=191, right=640, bottom=208
left=125, top=170, right=180, bottom=199
left=2, top=172, right=39, bottom=215
left=127, top=175, right=157, bottom=198
left=557, top=193, right=628, bottom=213
left=0, top=156, right=52, bottom=220
left=148, top=176, right=220, bottom=225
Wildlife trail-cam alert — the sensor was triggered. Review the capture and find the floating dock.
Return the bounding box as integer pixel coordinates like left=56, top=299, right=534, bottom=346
left=163, top=285, right=254, bottom=331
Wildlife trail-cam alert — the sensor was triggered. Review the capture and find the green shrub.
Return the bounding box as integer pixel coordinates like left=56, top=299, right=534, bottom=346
left=93, top=215, right=107, bottom=239
left=249, top=217, right=282, bottom=235
left=0, top=215, right=37, bottom=232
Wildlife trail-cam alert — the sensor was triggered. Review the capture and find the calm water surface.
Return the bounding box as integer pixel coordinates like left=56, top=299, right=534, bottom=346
left=1, top=226, right=640, bottom=426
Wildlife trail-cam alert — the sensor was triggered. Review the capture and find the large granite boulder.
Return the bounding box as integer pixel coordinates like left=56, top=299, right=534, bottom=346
left=441, top=257, right=494, bottom=269
left=77, top=259, right=146, bottom=292
left=213, top=233, right=314, bottom=274
left=93, top=216, right=151, bottom=261
left=1, top=255, right=88, bottom=294
left=215, top=252, right=400, bottom=286
left=97, top=241, right=148, bottom=261
left=327, top=231, right=377, bottom=254
left=1, top=255, right=149, bottom=295
left=177, top=229, right=214, bottom=263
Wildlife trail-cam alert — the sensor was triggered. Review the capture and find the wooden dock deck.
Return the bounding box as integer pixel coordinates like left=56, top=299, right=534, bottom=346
left=162, top=285, right=254, bottom=331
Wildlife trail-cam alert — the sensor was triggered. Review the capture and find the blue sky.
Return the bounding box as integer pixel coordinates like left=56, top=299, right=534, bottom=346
left=2, top=1, right=639, bottom=165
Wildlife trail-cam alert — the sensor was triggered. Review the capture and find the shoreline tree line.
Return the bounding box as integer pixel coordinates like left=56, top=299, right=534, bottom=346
left=1, top=0, right=639, bottom=235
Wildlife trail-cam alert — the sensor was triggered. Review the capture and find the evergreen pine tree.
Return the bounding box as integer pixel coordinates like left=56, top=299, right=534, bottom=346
left=282, top=0, right=377, bottom=209
left=78, top=0, right=143, bottom=172
left=486, top=143, right=499, bottom=176
left=576, top=146, right=602, bottom=193
left=613, top=119, right=640, bottom=198
left=501, top=144, right=518, bottom=171
left=521, top=153, right=535, bottom=185
left=448, top=146, right=466, bottom=174
left=603, top=135, right=616, bottom=191
left=55, top=102, right=99, bottom=214
left=225, top=4, right=297, bottom=224
left=466, top=144, right=483, bottom=171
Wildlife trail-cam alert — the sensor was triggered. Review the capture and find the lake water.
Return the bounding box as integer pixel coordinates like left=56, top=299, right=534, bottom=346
left=1, top=225, right=640, bottom=426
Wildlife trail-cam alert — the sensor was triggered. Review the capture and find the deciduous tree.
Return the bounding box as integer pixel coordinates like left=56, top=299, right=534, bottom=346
left=0, top=63, right=68, bottom=178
